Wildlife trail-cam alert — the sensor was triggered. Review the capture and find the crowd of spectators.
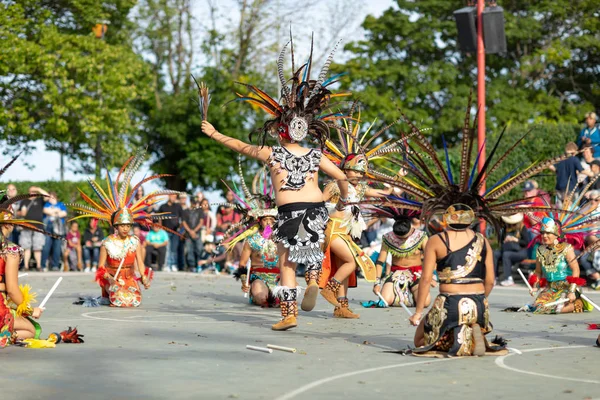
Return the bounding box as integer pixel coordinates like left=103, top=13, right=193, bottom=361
left=3, top=111, right=600, bottom=290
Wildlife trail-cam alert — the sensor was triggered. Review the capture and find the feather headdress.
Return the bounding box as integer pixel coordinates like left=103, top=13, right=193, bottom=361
left=218, top=156, right=277, bottom=251
left=226, top=32, right=351, bottom=147
left=68, top=149, right=183, bottom=234
left=362, top=94, right=564, bottom=237
left=324, top=101, right=408, bottom=178
left=529, top=179, right=600, bottom=252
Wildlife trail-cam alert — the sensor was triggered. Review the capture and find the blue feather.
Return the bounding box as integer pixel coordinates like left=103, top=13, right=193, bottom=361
left=322, top=72, right=348, bottom=87
left=468, top=140, right=487, bottom=189
left=442, top=135, right=454, bottom=185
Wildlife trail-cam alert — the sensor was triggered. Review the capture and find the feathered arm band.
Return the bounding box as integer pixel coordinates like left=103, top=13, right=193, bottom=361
left=14, top=284, right=37, bottom=317
left=528, top=274, right=547, bottom=289
left=566, top=276, right=586, bottom=292
left=95, top=266, right=109, bottom=288
left=233, top=267, right=248, bottom=281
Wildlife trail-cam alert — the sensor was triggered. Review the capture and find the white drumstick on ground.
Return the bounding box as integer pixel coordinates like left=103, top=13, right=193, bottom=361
left=246, top=345, right=272, bottom=353
left=18, top=273, right=28, bottom=278
left=39, top=277, right=63, bottom=309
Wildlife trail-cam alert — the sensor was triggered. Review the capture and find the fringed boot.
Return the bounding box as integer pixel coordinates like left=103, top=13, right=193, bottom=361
left=320, top=278, right=342, bottom=307
left=301, top=266, right=321, bottom=312
left=272, top=287, right=298, bottom=331
left=333, top=297, right=360, bottom=319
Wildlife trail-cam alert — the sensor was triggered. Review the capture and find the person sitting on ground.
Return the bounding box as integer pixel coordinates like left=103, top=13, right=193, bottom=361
left=579, top=235, right=600, bottom=290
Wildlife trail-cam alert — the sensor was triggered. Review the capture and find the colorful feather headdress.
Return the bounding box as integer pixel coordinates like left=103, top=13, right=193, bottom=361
left=68, top=149, right=183, bottom=234
left=325, top=101, right=408, bottom=178
left=0, top=154, right=62, bottom=240
left=228, top=32, right=351, bottom=147
left=218, top=157, right=277, bottom=251
left=529, top=179, right=600, bottom=251
left=360, top=94, right=565, bottom=236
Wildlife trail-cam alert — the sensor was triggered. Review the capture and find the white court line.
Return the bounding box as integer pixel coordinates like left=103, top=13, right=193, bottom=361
left=81, top=309, right=273, bottom=324
left=494, top=345, right=600, bottom=384
left=273, top=358, right=455, bottom=400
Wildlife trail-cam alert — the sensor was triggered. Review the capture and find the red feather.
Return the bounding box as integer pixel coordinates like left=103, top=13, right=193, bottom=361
left=59, top=327, right=84, bottom=343
left=587, top=323, right=600, bottom=330
left=95, top=267, right=109, bottom=288
left=566, top=276, right=586, bottom=286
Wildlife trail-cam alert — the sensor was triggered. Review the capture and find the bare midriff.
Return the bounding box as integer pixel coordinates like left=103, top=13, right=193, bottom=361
left=439, top=282, right=484, bottom=294
left=391, top=253, right=423, bottom=268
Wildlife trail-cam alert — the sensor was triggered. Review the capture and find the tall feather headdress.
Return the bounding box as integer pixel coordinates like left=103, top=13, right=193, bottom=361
left=361, top=94, right=565, bottom=237
left=225, top=32, right=351, bottom=147
left=218, top=156, right=277, bottom=251
left=67, top=149, right=183, bottom=235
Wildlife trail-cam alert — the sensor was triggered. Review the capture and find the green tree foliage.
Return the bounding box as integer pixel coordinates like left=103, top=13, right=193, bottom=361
left=338, top=0, right=599, bottom=143
left=0, top=0, right=153, bottom=176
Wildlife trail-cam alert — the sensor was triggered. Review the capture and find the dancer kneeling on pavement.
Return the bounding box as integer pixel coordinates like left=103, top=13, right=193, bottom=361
left=70, top=149, right=183, bottom=307
left=200, top=38, right=350, bottom=331
left=527, top=217, right=590, bottom=314
left=222, top=163, right=280, bottom=307
left=409, top=204, right=507, bottom=357
left=372, top=208, right=432, bottom=309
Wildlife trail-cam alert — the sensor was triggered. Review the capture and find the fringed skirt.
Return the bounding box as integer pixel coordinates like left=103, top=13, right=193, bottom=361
left=384, top=266, right=422, bottom=307
left=413, top=293, right=507, bottom=357
left=274, top=202, right=329, bottom=266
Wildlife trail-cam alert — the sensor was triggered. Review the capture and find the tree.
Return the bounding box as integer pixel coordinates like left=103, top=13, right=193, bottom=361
left=0, top=0, right=153, bottom=178
left=337, top=0, right=599, bottom=144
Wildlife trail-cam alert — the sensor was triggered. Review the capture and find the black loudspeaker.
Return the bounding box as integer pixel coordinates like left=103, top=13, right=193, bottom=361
left=453, top=6, right=477, bottom=53
left=482, top=6, right=507, bottom=54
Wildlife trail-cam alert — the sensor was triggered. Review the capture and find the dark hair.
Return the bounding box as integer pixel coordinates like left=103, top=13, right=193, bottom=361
left=393, top=218, right=412, bottom=237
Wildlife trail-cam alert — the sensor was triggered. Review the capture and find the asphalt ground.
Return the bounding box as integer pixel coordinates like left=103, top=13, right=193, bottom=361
left=1, top=271, right=599, bottom=400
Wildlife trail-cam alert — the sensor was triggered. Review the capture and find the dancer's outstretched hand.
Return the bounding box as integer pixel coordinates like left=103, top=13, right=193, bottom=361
left=201, top=121, right=216, bottom=137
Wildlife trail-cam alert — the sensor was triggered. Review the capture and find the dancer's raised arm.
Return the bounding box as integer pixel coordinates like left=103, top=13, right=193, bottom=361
left=201, top=121, right=272, bottom=163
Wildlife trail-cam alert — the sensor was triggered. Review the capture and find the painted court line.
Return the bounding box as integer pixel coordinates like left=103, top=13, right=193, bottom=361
left=494, top=345, right=600, bottom=385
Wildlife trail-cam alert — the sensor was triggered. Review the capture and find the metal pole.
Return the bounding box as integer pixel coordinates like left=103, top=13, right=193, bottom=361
left=477, top=0, right=486, bottom=233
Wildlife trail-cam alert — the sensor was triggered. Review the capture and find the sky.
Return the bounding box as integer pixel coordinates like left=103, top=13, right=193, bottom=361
left=2, top=0, right=396, bottom=203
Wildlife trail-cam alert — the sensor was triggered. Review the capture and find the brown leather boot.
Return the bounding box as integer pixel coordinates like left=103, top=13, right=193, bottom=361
left=272, top=301, right=298, bottom=331
left=301, top=269, right=321, bottom=312
left=320, top=278, right=342, bottom=307
left=333, top=297, right=360, bottom=319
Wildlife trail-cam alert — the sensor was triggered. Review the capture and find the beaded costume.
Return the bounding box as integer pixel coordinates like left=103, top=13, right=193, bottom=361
left=69, top=149, right=182, bottom=307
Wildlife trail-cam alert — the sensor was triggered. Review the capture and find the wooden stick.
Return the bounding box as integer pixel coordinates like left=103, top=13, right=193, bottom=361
left=39, top=277, right=63, bottom=309
left=267, top=344, right=296, bottom=353
left=113, top=256, right=126, bottom=282
left=580, top=293, right=600, bottom=312
left=376, top=292, right=389, bottom=308
left=246, top=345, right=272, bottom=354
left=517, top=268, right=533, bottom=293
left=244, top=265, right=251, bottom=299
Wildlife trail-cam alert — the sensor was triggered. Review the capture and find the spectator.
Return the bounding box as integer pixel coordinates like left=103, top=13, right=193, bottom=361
left=82, top=219, right=104, bottom=272
left=577, top=145, right=596, bottom=187
left=5, top=184, right=21, bottom=245
left=158, top=193, right=183, bottom=272
left=64, top=221, right=82, bottom=271
left=522, top=180, right=551, bottom=228
left=199, top=198, right=216, bottom=235
left=133, top=224, right=146, bottom=261
left=577, top=112, right=600, bottom=158
left=589, top=161, right=600, bottom=191
left=182, top=196, right=204, bottom=270
left=144, top=222, right=169, bottom=271
left=19, top=186, right=49, bottom=271
left=585, top=191, right=600, bottom=212
left=177, top=193, right=189, bottom=269
left=195, top=191, right=204, bottom=204
left=216, top=203, right=241, bottom=233
left=197, top=234, right=226, bottom=274
left=42, top=192, right=67, bottom=271
left=494, top=213, right=532, bottom=286
left=549, top=142, right=593, bottom=206
left=580, top=235, right=600, bottom=290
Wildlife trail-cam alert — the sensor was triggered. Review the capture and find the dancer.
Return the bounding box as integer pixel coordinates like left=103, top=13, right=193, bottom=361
left=0, top=155, right=82, bottom=347
left=223, top=161, right=280, bottom=307
left=318, top=114, right=404, bottom=318
left=69, top=149, right=182, bottom=307
left=200, top=36, right=350, bottom=330
left=372, top=207, right=431, bottom=309
left=364, top=98, right=560, bottom=356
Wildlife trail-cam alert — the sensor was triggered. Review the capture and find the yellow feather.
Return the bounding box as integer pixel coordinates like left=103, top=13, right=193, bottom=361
left=22, top=338, right=56, bottom=348
left=13, top=284, right=37, bottom=317
left=226, top=225, right=259, bottom=252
